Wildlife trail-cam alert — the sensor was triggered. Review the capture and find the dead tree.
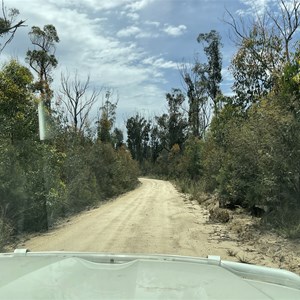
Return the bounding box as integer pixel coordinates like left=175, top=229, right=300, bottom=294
left=58, top=71, right=101, bottom=133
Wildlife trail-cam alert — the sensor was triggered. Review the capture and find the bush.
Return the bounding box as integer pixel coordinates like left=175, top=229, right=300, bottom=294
left=0, top=218, right=13, bottom=252
left=209, top=207, right=231, bottom=223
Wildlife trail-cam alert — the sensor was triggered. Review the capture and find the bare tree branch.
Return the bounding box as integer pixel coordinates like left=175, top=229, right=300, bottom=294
left=267, top=0, right=300, bottom=62
left=59, top=71, right=101, bottom=133
left=0, top=0, right=26, bottom=52
left=225, top=0, right=300, bottom=66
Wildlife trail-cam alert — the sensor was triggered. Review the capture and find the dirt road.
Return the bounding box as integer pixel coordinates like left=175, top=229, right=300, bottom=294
left=20, top=178, right=300, bottom=274
left=21, top=178, right=223, bottom=256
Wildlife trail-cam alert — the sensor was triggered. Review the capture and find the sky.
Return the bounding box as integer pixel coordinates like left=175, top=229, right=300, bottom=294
left=2, top=0, right=277, bottom=129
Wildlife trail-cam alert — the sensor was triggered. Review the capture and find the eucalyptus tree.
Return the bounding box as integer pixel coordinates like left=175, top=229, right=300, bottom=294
left=97, top=90, right=118, bottom=143
left=181, top=30, right=223, bottom=138
left=196, top=30, right=223, bottom=111
left=225, top=0, right=300, bottom=107
left=126, top=114, right=151, bottom=163
left=165, top=88, right=187, bottom=150
left=111, top=128, right=124, bottom=149
left=26, top=25, right=59, bottom=110
left=0, top=59, right=37, bottom=141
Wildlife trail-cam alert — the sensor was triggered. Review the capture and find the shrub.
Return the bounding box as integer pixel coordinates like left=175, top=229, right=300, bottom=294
left=209, top=207, right=231, bottom=223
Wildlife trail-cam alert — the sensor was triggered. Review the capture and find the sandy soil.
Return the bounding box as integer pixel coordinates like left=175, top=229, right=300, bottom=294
left=17, top=178, right=300, bottom=275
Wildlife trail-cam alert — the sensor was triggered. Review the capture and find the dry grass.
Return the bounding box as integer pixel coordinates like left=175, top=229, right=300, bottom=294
left=226, top=249, right=238, bottom=257
left=236, top=254, right=252, bottom=264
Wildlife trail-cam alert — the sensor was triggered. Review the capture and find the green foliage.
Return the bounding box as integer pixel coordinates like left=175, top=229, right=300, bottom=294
left=143, top=23, right=300, bottom=235
left=230, top=28, right=282, bottom=107
left=26, top=24, right=59, bottom=109
left=0, top=59, right=38, bottom=141
left=126, top=114, right=151, bottom=163
left=196, top=30, right=222, bottom=103
left=201, top=93, right=300, bottom=229
left=0, top=217, right=13, bottom=252
left=178, top=137, right=203, bottom=180
left=182, top=30, right=223, bottom=139
left=112, top=128, right=124, bottom=149
left=90, top=142, right=138, bottom=198
left=97, top=93, right=117, bottom=143
left=165, top=89, right=188, bottom=150
left=115, top=146, right=139, bottom=190
left=64, top=150, right=99, bottom=213
left=0, top=58, right=139, bottom=246
left=0, top=138, right=27, bottom=231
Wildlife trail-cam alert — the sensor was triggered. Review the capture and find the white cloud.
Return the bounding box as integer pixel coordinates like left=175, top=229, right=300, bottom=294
left=4, top=0, right=189, bottom=123
left=125, top=0, right=156, bottom=12
left=117, top=25, right=160, bottom=39
left=237, top=0, right=275, bottom=16
left=6, top=1, right=166, bottom=87
left=163, top=24, right=187, bottom=37
left=52, top=0, right=133, bottom=11
left=127, top=12, right=140, bottom=21
left=145, top=21, right=160, bottom=27
left=117, top=26, right=141, bottom=38
left=143, top=56, right=178, bottom=69
left=136, top=32, right=160, bottom=39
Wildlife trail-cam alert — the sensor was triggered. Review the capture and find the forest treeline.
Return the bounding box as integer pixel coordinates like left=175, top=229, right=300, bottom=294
left=1, top=1, right=300, bottom=250
left=125, top=1, right=300, bottom=238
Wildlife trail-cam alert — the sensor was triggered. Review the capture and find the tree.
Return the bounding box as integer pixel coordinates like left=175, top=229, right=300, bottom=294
left=163, top=88, right=187, bottom=150
left=0, top=138, right=26, bottom=233
left=97, top=90, right=118, bottom=143
left=0, top=1, right=25, bottom=52
left=26, top=25, right=59, bottom=110
left=196, top=30, right=223, bottom=113
left=149, top=124, right=161, bottom=163
left=154, top=113, right=169, bottom=151
left=126, top=114, right=151, bottom=163
left=111, top=128, right=124, bottom=149
left=225, top=0, right=300, bottom=106
left=181, top=30, right=223, bottom=138
left=0, top=59, right=38, bottom=141
left=267, top=0, right=300, bottom=64
left=230, top=24, right=283, bottom=106
left=149, top=89, right=187, bottom=168
left=179, top=137, right=203, bottom=180
left=58, top=71, right=100, bottom=133
left=181, top=64, right=208, bottom=138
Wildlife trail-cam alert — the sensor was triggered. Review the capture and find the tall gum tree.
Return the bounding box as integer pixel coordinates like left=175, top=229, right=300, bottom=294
left=26, top=25, right=59, bottom=110
left=126, top=114, right=151, bottom=163
left=181, top=30, right=223, bottom=138
left=97, top=90, right=118, bottom=143
left=0, top=59, right=37, bottom=141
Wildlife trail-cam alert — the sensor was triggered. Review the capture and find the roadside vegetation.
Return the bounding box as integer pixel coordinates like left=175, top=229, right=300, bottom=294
left=0, top=3, right=138, bottom=251
left=125, top=1, right=300, bottom=239
left=1, top=0, right=300, bottom=250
